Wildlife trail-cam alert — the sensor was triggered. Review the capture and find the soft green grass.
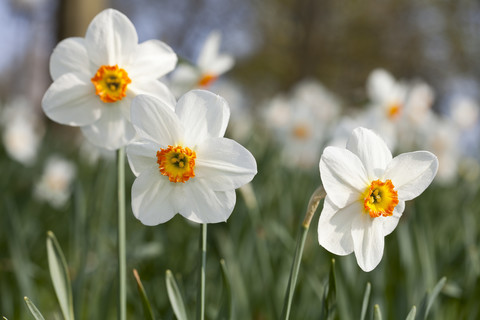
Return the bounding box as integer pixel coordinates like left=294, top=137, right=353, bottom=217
left=1, top=127, right=479, bottom=319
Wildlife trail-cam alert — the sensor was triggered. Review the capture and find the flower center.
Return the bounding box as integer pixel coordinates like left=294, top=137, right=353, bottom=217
left=387, top=102, right=401, bottom=119
left=156, top=145, right=196, bottom=183
left=198, top=73, right=218, bottom=87
left=362, top=179, right=399, bottom=218
left=91, top=65, right=131, bottom=103
left=292, top=124, right=311, bottom=140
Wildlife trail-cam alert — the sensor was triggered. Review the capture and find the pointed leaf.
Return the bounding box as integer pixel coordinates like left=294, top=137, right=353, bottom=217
left=46, top=231, right=74, bottom=320
left=405, top=306, right=416, bottom=320
left=133, top=269, right=155, bottom=320
left=166, top=270, right=188, bottom=320
left=418, top=277, right=447, bottom=320
left=373, top=304, right=382, bottom=320
left=218, top=259, right=233, bottom=320
left=23, top=297, right=46, bottom=320
left=360, top=282, right=371, bottom=320
left=320, top=259, right=337, bottom=320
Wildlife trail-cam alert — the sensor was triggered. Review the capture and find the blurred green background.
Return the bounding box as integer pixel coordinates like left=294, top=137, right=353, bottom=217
left=1, top=0, right=480, bottom=319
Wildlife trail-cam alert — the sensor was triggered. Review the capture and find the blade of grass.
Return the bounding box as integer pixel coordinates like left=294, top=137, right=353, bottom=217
left=133, top=269, right=155, bottom=320
left=166, top=270, right=188, bottom=320
left=46, top=231, right=74, bottom=320
left=373, top=305, right=382, bottom=320
left=360, top=282, right=371, bottom=320
left=405, top=306, right=416, bottom=320
left=320, top=259, right=336, bottom=320
left=418, top=277, right=447, bottom=320
left=281, top=186, right=326, bottom=320
left=23, top=297, right=46, bottom=320
left=218, top=259, right=233, bottom=320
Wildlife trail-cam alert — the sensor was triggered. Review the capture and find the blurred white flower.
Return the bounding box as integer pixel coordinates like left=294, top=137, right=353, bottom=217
left=34, top=156, right=76, bottom=208
left=318, top=127, right=438, bottom=271
left=1, top=98, right=43, bottom=166
left=42, top=9, right=177, bottom=150
left=126, top=90, right=257, bottom=225
left=449, top=96, right=479, bottom=130
left=170, top=30, right=234, bottom=96
left=263, top=79, right=341, bottom=168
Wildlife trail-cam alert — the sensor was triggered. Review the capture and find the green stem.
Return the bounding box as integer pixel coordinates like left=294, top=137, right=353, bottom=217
left=281, top=186, right=326, bottom=320
left=197, top=223, right=207, bottom=320
left=117, top=147, right=126, bottom=320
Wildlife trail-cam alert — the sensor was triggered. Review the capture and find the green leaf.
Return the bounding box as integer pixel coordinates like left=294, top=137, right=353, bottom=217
left=320, top=259, right=336, bottom=320
left=166, top=270, right=188, bottom=320
left=360, top=282, right=371, bottom=320
left=46, top=231, right=74, bottom=320
left=373, top=304, right=382, bottom=320
left=133, top=269, right=155, bottom=320
left=405, top=306, right=416, bottom=320
left=418, top=277, right=447, bottom=320
left=218, top=259, right=233, bottom=320
left=23, top=296, right=46, bottom=320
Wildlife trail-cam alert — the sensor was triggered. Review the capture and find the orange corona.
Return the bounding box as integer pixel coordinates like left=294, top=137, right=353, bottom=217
left=156, top=145, right=196, bottom=183
left=91, top=65, right=131, bottom=103
left=198, top=73, right=218, bottom=87
left=362, top=179, right=399, bottom=218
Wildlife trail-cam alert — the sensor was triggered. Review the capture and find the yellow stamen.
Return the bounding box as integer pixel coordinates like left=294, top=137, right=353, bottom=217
left=156, top=145, right=196, bottom=183
left=361, top=179, right=399, bottom=218
left=91, top=65, right=131, bottom=103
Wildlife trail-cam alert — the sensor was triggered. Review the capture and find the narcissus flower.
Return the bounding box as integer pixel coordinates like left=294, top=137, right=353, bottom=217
left=318, top=127, right=438, bottom=272
left=42, top=9, right=177, bottom=150
left=126, top=90, right=257, bottom=225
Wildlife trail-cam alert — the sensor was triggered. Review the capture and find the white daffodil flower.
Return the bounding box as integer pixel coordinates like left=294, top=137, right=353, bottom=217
left=42, top=8, right=177, bottom=150
left=318, top=127, right=438, bottom=272
left=126, top=90, right=257, bottom=225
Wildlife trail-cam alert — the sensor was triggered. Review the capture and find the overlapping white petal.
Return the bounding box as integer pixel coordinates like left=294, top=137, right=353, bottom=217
left=42, top=73, right=102, bottom=126
left=81, top=106, right=137, bottom=150
left=176, top=90, right=230, bottom=146
left=318, top=127, right=438, bottom=272
left=128, top=40, right=177, bottom=81
left=347, top=127, right=392, bottom=180
left=85, top=8, right=138, bottom=66
left=319, top=146, right=369, bottom=208
left=49, top=37, right=90, bottom=80
left=384, top=151, right=438, bottom=201
left=127, top=90, right=257, bottom=225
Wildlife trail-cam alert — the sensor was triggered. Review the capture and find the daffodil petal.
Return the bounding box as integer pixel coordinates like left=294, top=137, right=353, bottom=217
left=197, top=31, right=221, bottom=68
left=207, top=54, right=234, bottom=75
left=384, top=151, right=438, bottom=201
left=346, top=127, right=392, bottom=180
left=320, top=146, right=369, bottom=208
left=128, top=39, right=177, bottom=80
left=81, top=104, right=136, bottom=150
left=85, top=9, right=138, bottom=66
left=351, top=213, right=385, bottom=272
left=175, top=182, right=236, bottom=223
left=126, top=139, right=160, bottom=177
left=367, top=69, right=396, bottom=104
left=50, top=37, right=90, bottom=80
left=131, top=166, right=176, bottom=225
left=317, top=197, right=357, bottom=256
left=379, top=200, right=405, bottom=236
left=130, top=94, right=181, bottom=146
left=176, top=90, right=230, bottom=146
left=128, top=80, right=176, bottom=107
left=42, top=73, right=102, bottom=126
left=195, top=137, right=257, bottom=191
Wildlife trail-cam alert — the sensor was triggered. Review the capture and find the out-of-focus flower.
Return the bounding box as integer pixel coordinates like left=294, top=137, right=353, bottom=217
left=449, top=96, right=479, bottom=130
left=126, top=90, right=257, bottom=225
left=1, top=98, right=44, bottom=166
left=42, top=9, right=177, bottom=150
left=34, top=156, right=76, bottom=208
left=263, top=79, right=341, bottom=168
left=318, top=127, right=438, bottom=271
left=170, top=30, right=234, bottom=96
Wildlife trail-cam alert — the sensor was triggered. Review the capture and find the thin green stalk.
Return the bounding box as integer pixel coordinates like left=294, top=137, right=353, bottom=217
left=117, top=147, right=126, bottom=320
left=197, top=224, right=207, bottom=320
left=281, top=186, right=326, bottom=320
